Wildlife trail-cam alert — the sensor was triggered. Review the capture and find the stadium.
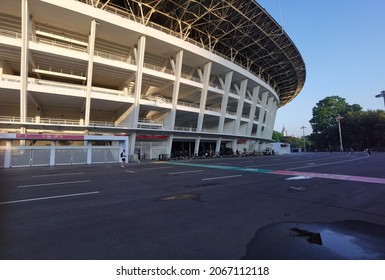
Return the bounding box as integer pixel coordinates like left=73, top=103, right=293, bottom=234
left=0, top=0, right=305, bottom=167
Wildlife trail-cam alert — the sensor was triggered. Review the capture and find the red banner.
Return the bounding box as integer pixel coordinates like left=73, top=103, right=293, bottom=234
left=16, top=134, right=84, bottom=140
left=136, top=135, right=168, bottom=140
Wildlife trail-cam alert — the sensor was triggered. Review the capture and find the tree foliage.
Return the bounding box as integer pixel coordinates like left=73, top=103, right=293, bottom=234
left=272, top=130, right=283, bottom=142
left=309, top=96, right=362, bottom=133
left=272, top=131, right=311, bottom=150
left=309, top=95, right=385, bottom=151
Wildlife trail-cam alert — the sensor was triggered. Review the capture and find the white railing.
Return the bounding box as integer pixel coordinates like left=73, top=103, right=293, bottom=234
left=138, top=118, right=163, bottom=125
left=33, top=36, right=87, bottom=53
left=174, top=126, right=197, bottom=132
left=0, top=116, right=21, bottom=122
left=94, top=49, right=135, bottom=64
left=202, top=128, right=219, bottom=133
left=0, top=28, right=21, bottom=39
left=177, top=100, right=200, bottom=109
left=0, top=28, right=133, bottom=66
left=141, top=95, right=172, bottom=104
left=226, top=111, right=237, bottom=116
left=2, top=75, right=137, bottom=98
left=0, top=115, right=252, bottom=136
left=89, top=120, right=115, bottom=127
left=180, top=73, right=201, bottom=83
left=143, top=62, right=173, bottom=75
left=91, top=86, right=133, bottom=97
left=34, top=79, right=86, bottom=91
left=39, top=118, right=80, bottom=125
left=1, top=74, right=21, bottom=83
left=137, top=119, right=163, bottom=129
left=205, top=106, right=221, bottom=113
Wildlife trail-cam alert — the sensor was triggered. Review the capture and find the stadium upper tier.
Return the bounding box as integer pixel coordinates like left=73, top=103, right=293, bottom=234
left=84, top=0, right=306, bottom=107
left=0, top=0, right=306, bottom=162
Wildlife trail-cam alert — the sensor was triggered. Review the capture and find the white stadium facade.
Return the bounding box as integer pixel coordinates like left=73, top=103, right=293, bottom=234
left=0, top=0, right=305, bottom=167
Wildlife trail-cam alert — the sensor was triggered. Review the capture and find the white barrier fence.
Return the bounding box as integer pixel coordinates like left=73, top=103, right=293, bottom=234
left=1, top=146, right=120, bottom=168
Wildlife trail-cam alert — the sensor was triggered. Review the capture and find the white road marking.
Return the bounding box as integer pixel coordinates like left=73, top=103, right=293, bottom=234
left=168, top=170, right=204, bottom=175
left=202, top=174, right=242, bottom=181
left=17, top=180, right=91, bottom=188
left=245, top=154, right=352, bottom=168
left=0, top=191, right=99, bottom=205
left=287, top=155, right=370, bottom=170
left=32, top=172, right=84, bottom=178
left=125, top=170, right=135, bottom=173
left=285, top=176, right=313, bottom=180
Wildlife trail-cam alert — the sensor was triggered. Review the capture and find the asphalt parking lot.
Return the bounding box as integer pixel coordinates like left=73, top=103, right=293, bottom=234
left=1, top=152, right=385, bottom=259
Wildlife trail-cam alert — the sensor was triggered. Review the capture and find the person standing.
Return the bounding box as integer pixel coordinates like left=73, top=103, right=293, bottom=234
left=120, top=149, right=126, bottom=167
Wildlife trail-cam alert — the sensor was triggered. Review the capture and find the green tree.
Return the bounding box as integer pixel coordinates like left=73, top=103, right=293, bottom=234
left=309, top=96, right=362, bottom=133
left=272, top=130, right=283, bottom=142
left=309, top=96, right=362, bottom=151
left=282, top=136, right=304, bottom=149
left=342, top=110, right=385, bottom=150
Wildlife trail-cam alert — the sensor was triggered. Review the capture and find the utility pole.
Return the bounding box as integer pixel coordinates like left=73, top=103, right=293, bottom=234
left=300, top=126, right=306, bottom=152
left=336, top=115, right=343, bottom=152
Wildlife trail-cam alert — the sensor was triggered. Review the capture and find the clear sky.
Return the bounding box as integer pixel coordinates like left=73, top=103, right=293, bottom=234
left=257, top=0, right=385, bottom=137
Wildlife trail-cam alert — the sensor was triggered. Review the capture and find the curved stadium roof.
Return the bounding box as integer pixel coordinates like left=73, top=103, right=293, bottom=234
left=87, top=0, right=306, bottom=107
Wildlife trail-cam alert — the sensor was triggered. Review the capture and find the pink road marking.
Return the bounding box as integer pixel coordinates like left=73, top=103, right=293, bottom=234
left=270, top=170, right=385, bottom=185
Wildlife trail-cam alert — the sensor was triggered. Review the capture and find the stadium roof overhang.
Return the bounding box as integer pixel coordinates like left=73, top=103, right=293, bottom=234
left=86, top=0, right=306, bottom=107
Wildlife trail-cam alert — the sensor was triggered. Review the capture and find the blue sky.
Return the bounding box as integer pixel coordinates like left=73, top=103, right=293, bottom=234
left=257, top=0, right=385, bottom=137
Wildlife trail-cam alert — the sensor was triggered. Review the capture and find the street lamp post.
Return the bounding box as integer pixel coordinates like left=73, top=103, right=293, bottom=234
left=336, top=115, right=343, bottom=152
left=300, top=126, right=306, bottom=152
left=375, top=90, right=385, bottom=108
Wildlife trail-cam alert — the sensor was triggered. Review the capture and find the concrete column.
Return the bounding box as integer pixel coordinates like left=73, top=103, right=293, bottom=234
left=49, top=141, right=55, bottom=166
left=246, top=86, right=260, bottom=136
left=215, top=137, right=222, bottom=156
left=0, top=60, right=3, bottom=79
left=166, top=134, right=173, bottom=157
left=166, top=50, right=183, bottom=129
left=4, top=140, right=12, bottom=168
left=85, top=19, right=97, bottom=126
left=218, top=71, right=233, bottom=133
left=245, top=139, right=251, bottom=153
left=265, top=100, right=278, bottom=139
left=256, top=91, right=268, bottom=138
left=232, top=139, right=238, bottom=153
left=20, top=0, right=30, bottom=126
left=87, top=141, right=92, bottom=164
left=131, top=36, right=146, bottom=128
left=264, top=96, right=274, bottom=138
left=196, top=61, right=212, bottom=132
left=129, top=132, right=136, bottom=158
left=234, top=79, right=248, bottom=135
left=194, top=136, right=201, bottom=156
